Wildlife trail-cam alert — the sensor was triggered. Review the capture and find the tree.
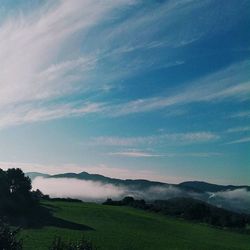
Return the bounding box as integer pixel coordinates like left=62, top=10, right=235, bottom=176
left=0, top=170, right=9, bottom=214
left=0, top=168, right=35, bottom=215
left=6, top=168, right=32, bottom=196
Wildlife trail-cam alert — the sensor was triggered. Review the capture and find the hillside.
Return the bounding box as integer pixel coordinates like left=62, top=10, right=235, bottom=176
left=20, top=200, right=250, bottom=250
left=26, top=171, right=250, bottom=192
left=179, top=181, right=250, bottom=192
left=26, top=171, right=171, bottom=190
left=26, top=171, right=250, bottom=214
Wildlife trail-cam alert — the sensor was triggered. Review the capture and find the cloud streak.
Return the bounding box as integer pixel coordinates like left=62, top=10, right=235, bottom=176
left=108, top=61, right=250, bottom=116
left=226, top=126, right=250, bottom=133
left=107, top=151, right=163, bottom=158
left=107, top=151, right=222, bottom=158
left=92, top=132, right=219, bottom=146
left=0, top=0, right=126, bottom=107
left=0, top=102, right=104, bottom=129
left=0, top=0, right=135, bottom=129
left=225, top=137, right=250, bottom=145
left=0, top=1, right=248, bottom=129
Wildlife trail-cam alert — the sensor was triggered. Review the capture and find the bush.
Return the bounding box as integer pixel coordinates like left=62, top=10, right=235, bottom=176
left=0, top=222, right=22, bottom=250
left=50, top=236, right=97, bottom=250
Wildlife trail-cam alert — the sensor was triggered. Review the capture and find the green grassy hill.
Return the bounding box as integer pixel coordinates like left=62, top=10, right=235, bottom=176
left=21, top=201, right=250, bottom=250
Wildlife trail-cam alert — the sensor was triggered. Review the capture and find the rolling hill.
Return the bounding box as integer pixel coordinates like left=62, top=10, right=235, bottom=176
left=26, top=171, right=250, bottom=192
left=20, top=200, right=250, bottom=250
left=26, top=171, right=250, bottom=214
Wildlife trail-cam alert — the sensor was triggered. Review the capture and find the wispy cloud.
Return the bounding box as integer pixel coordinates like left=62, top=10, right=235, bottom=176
left=92, top=132, right=219, bottom=146
left=107, top=151, right=222, bottom=158
left=107, top=151, right=163, bottom=158
left=0, top=0, right=129, bottom=107
left=0, top=102, right=103, bottom=129
left=108, top=61, right=250, bottom=116
left=226, top=126, right=250, bottom=133
left=0, top=0, right=247, bottom=129
left=0, top=0, right=137, bottom=129
left=225, top=137, right=250, bottom=145
left=230, top=111, right=250, bottom=118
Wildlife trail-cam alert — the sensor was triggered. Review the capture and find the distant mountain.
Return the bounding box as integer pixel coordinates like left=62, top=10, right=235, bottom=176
left=26, top=172, right=50, bottom=180
left=26, top=171, right=250, bottom=214
left=26, top=171, right=250, bottom=192
left=26, top=171, right=171, bottom=190
left=179, top=181, right=250, bottom=192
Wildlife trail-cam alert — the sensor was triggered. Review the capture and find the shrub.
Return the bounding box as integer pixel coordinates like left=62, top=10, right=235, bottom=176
left=0, top=222, right=22, bottom=250
left=50, top=236, right=97, bottom=250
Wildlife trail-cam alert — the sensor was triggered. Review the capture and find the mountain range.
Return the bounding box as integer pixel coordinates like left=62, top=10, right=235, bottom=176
left=26, top=171, right=250, bottom=214
left=26, top=171, right=250, bottom=192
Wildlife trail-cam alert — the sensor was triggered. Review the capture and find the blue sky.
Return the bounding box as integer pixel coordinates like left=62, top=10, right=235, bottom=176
left=0, top=0, right=249, bottom=184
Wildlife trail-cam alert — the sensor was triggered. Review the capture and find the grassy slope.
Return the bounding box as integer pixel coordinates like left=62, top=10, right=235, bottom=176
left=21, top=201, right=250, bottom=250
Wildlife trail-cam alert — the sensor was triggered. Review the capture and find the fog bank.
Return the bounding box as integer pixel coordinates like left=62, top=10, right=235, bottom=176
left=32, top=177, right=250, bottom=213
left=32, top=177, right=127, bottom=201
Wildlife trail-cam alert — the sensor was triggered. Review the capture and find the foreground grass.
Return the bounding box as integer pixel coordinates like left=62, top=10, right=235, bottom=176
left=21, top=201, right=250, bottom=250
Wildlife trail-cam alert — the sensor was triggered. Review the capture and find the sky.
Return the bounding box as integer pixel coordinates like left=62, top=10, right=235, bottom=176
left=0, top=0, right=249, bottom=185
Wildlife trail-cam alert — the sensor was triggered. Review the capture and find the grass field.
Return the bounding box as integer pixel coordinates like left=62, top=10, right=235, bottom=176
left=20, top=201, right=250, bottom=250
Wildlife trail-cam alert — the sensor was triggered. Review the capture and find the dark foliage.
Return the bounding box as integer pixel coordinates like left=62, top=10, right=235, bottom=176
left=48, top=198, right=82, bottom=203
left=0, top=168, right=36, bottom=217
left=0, top=168, right=94, bottom=250
left=0, top=221, right=22, bottom=250
left=0, top=168, right=91, bottom=231
left=50, top=236, right=97, bottom=250
left=152, top=198, right=249, bottom=228
left=32, top=189, right=50, bottom=200
left=103, top=197, right=249, bottom=229
left=103, top=196, right=146, bottom=209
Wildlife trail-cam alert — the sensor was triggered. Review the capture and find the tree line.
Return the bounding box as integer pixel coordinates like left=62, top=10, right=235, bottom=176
left=103, top=196, right=250, bottom=229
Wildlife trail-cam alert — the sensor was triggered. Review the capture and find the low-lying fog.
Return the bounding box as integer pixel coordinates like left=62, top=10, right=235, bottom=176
left=32, top=177, right=250, bottom=214
left=32, top=177, right=126, bottom=201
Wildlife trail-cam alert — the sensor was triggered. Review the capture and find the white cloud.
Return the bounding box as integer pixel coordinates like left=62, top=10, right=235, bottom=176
left=31, top=177, right=191, bottom=202
left=0, top=0, right=128, bottom=107
left=107, top=151, right=163, bottom=158
left=0, top=102, right=103, bottom=129
left=32, top=177, right=126, bottom=201
left=0, top=0, right=248, bottom=130
left=108, top=151, right=222, bottom=158
left=214, top=188, right=250, bottom=201
left=108, top=61, right=250, bottom=116
left=31, top=177, right=250, bottom=213
left=92, top=132, right=219, bottom=146
left=0, top=0, right=136, bottom=129
left=225, top=137, right=250, bottom=145
left=209, top=188, right=250, bottom=213
left=226, top=126, right=250, bottom=133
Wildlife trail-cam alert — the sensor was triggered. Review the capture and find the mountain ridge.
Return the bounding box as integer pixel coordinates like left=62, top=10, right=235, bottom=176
left=26, top=171, right=250, bottom=192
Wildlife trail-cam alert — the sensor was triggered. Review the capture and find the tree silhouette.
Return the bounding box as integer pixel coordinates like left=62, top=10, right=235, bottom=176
left=0, top=168, right=34, bottom=215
